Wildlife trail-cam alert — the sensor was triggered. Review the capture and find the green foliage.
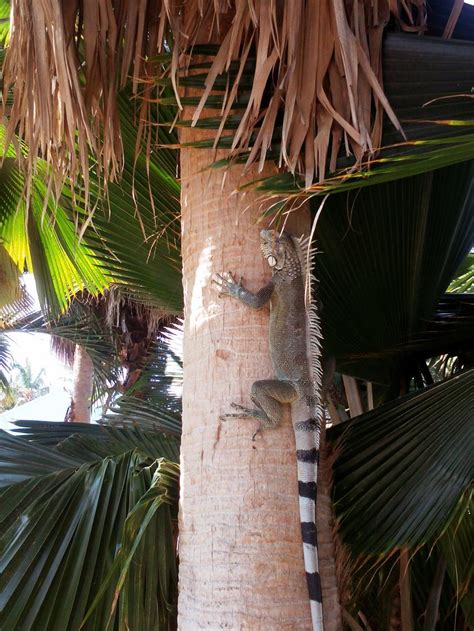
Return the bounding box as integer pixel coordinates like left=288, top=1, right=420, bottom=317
left=0, top=426, right=179, bottom=631
left=105, top=321, right=182, bottom=436
left=0, top=88, right=182, bottom=318
left=247, top=132, right=474, bottom=199
left=314, top=162, right=473, bottom=387
left=439, top=492, right=474, bottom=627
left=0, top=6, right=9, bottom=46
left=0, top=332, right=11, bottom=391
left=0, top=159, right=108, bottom=317
left=448, top=253, right=474, bottom=293
left=46, top=306, right=122, bottom=404
left=330, top=370, right=474, bottom=554
left=0, top=359, right=47, bottom=411
left=74, top=92, right=182, bottom=314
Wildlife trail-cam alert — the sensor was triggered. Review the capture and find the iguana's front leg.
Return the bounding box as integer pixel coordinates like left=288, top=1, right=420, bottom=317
left=214, top=272, right=281, bottom=436
left=213, top=272, right=274, bottom=309
left=221, top=379, right=298, bottom=439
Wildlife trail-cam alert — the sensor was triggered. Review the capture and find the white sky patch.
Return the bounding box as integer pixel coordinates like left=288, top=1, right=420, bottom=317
left=4, top=273, right=73, bottom=391
left=5, top=332, right=73, bottom=391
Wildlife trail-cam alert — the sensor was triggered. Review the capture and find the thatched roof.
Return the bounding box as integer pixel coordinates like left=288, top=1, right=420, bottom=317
left=2, top=1, right=431, bottom=195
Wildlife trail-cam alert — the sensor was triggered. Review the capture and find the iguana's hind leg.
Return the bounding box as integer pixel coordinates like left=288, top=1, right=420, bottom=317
left=221, top=380, right=297, bottom=433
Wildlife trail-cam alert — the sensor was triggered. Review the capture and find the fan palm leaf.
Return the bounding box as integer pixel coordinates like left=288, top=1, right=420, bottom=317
left=329, top=369, right=473, bottom=554
left=76, top=93, right=181, bottom=313
left=0, top=426, right=179, bottom=631
left=314, top=161, right=473, bottom=386
left=0, top=157, right=108, bottom=317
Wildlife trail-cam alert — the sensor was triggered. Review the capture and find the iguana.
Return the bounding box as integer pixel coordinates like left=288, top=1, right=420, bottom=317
left=213, top=229, right=324, bottom=631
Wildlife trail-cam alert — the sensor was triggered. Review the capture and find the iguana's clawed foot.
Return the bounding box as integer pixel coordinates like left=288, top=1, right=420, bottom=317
left=230, top=402, right=254, bottom=412
left=219, top=403, right=262, bottom=442
left=220, top=403, right=264, bottom=442
left=212, top=271, right=243, bottom=298
left=219, top=402, right=256, bottom=420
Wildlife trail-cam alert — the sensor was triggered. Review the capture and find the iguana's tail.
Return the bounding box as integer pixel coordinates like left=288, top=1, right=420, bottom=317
left=293, top=401, right=323, bottom=631
left=290, top=236, right=324, bottom=630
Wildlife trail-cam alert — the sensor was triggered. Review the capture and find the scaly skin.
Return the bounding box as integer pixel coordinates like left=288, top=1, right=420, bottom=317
left=213, top=229, right=324, bottom=631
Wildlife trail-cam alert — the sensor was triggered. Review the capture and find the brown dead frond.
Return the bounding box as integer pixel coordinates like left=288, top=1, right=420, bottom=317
left=2, top=1, right=429, bottom=203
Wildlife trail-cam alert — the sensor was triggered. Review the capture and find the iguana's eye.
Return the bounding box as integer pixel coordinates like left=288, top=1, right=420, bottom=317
left=267, top=255, right=277, bottom=267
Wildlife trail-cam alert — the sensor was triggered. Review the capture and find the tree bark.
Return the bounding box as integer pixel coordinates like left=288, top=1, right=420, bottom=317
left=179, top=134, right=323, bottom=626
left=70, top=344, right=93, bottom=423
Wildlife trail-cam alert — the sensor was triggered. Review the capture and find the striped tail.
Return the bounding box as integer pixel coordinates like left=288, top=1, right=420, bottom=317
left=295, top=414, right=323, bottom=631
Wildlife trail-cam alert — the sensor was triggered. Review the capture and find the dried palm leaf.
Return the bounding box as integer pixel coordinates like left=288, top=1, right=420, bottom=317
left=2, top=0, right=428, bottom=201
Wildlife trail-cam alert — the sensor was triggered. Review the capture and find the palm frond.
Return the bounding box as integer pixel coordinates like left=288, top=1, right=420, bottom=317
left=313, top=161, right=473, bottom=386
left=0, top=244, right=22, bottom=308
left=2, top=1, right=429, bottom=196
left=329, top=369, right=474, bottom=555
left=0, top=158, right=109, bottom=318
left=0, top=333, right=11, bottom=391
left=249, top=131, right=474, bottom=200
left=0, top=427, right=179, bottom=630
left=448, top=253, right=474, bottom=293
left=0, top=0, right=9, bottom=45
left=0, top=285, right=36, bottom=330
left=82, top=459, right=179, bottom=630
left=439, top=492, right=474, bottom=627
left=0, top=86, right=181, bottom=318
left=9, top=420, right=180, bottom=462
left=151, top=33, right=474, bottom=201
left=242, top=33, right=474, bottom=199
left=105, top=321, right=183, bottom=436
left=48, top=315, right=120, bottom=405
left=70, top=92, right=182, bottom=313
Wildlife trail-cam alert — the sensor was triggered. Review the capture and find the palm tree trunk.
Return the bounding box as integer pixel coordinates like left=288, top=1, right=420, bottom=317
left=70, top=344, right=93, bottom=423
left=179, top=138, right=321, bottom=625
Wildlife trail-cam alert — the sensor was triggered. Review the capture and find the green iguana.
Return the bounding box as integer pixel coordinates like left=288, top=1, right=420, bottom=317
left=213, top=229, right=324, bottom=631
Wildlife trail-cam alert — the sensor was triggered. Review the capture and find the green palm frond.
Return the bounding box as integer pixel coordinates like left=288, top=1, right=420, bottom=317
left=0, top=86, right=181, bottom=318
left=0, top=244, right=22, bottom=309
left=329, top=369, right=474, bottom=555
left=0, top=426, right=179, bottom=631
left=314, top=161, right=473, bottom=387
left=439, top=492, right=474, bottom=627
left=448, top=253, right=474, bottom=293
left=105, top=321, right=183, bottom=436
left=248, top=131, right=474, bottom=199
left=0, top=333, right=11, bottom=391
left=0, top=164, right=109, bottom=318
left=0, top=1, right=9, bottom=46
left=48, top=314, right=120, bottom=404
left=74, top=92, right=182, bottom=314
left=10, top=421, right=180, bottom=462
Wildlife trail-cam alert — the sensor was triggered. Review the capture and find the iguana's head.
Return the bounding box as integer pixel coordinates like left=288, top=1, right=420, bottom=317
left=260, top=229, right=301, bottom=279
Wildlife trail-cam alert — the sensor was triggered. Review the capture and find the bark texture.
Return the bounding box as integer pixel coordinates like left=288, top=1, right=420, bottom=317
left=179, top=139, right=316, bottom=627
left=70, top=344, right=93, bottom=423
